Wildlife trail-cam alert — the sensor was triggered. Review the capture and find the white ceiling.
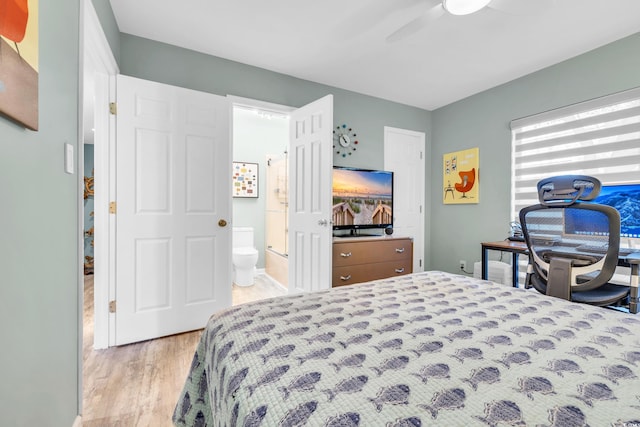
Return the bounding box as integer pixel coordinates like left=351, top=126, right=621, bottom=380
left=107, top=0, right=640, bottom=111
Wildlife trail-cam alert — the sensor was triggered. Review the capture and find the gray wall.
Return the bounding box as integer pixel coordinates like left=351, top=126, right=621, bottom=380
left=430, top=32, right=640, bottom=275
left=0, top=1, right=81, bottom=426
left=119, top=34, right=430, bottom=172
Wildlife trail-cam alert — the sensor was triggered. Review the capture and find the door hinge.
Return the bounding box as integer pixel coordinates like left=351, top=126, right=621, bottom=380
left=109, top=300, right=116, bottom=313
left=420, top=259, right=423, bottom=267
left=420, top=151, right=423, bottom=160
left=109, top=201, right=117, bottom=214
left=109, top=102, right=117, bottom=115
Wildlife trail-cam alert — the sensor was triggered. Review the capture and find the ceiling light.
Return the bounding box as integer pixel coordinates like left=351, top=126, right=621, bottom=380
left=442, top=0, right=492, bottom=15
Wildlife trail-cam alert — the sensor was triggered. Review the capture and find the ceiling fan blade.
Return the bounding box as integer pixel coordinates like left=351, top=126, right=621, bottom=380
left=386, top=3, right=445, bottom=43
left=332, top=0, right=423, bottom=40
left=489, top=0, right=555, bottom=16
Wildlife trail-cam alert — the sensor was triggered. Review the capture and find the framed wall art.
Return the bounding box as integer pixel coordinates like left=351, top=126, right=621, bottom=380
left=0, top=0, right=39, bottom=130
left=232, top=161, right=259, bottom=198
left=443, top=147, right=479, bottom=204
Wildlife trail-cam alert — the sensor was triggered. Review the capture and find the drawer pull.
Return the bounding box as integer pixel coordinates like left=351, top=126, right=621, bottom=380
left=395, top=268, right=405, bottom=273
left=395, top=248, right=405, bottom=253
left=340, top=252, right=352, bottom=258
left=340, top=275, right=352, bottom=281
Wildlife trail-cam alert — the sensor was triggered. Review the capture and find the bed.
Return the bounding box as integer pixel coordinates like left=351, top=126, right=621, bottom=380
left=173, top=271, right=640, bottom=426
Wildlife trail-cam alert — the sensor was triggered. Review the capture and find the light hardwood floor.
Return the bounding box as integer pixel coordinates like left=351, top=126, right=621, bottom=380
left=82, top=274, right=286, bottom=426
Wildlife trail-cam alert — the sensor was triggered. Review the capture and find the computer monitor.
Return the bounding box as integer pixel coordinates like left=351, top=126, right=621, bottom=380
left=563, top=182, right=640, bottom=239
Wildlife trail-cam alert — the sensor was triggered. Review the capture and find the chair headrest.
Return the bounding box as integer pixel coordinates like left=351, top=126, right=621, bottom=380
left=537, top=175, right=601, bottom=207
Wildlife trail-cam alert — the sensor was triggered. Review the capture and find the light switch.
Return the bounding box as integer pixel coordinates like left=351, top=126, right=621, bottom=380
left=64, top=143, right=74, bottom=174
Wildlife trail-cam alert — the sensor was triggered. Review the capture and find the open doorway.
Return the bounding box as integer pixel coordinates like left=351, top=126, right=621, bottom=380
left=231, top=100, right=293, bottom=304
left=82, top=0, right=119, bottom=351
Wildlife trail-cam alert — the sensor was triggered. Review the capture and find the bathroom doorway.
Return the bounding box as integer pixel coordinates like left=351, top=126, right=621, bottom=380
left=231, top=99, right=293, bottom=304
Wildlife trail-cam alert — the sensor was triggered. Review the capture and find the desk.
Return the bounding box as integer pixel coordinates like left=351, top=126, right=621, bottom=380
left=481, top=241, right=528, bottom=288
left=481, top=240, right=640, bottom=314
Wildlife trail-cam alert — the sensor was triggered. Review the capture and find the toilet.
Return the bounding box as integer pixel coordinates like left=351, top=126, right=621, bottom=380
left=232, top=227, right=259, bottom=287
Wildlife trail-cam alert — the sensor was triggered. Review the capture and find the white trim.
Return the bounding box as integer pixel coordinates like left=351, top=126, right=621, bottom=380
left=92, top=72, right=112, bottom=350
left=78, top=0, right=86, bottom=417
left=83, top=0, right=119, bottom=351
left=262, top=272, right=289, bottom=291
left=84, top=1, right=118, bottom=74
left=228, top=95, right=296, bottom=114
left=72, top=416, right=82, bottom=427
left=108, top=73, right=118, bottom=348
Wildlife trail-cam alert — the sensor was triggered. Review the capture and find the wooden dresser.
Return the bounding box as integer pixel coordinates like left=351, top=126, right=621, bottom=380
left=332, top=237, right=413, bottom=287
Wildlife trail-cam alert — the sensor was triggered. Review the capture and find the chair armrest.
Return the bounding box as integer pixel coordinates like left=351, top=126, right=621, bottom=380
left=539, top=250, right=597, bottom=266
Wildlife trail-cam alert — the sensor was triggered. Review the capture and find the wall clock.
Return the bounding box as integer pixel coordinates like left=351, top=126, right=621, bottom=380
left=333, top=124, right=359, bottom=157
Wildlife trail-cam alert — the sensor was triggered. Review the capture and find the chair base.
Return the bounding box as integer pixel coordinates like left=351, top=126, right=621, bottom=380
left=530, top=275, right=630, bottom=308
left=570, top=283, right=630, bottom=307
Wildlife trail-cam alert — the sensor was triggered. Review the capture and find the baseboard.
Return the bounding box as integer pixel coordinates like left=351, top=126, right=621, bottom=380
left=72, top=415, right=82, bottom=427
left=263, top=272, right=288, bottom=291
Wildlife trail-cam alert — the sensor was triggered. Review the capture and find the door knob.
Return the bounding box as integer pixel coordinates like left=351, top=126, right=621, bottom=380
left=318, top=219, right=328, bottom=226
left=218, top=219, right=228, bottom=227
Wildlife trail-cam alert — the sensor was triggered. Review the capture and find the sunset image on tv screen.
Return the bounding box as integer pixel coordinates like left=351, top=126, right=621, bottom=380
left=332, top=169, right=393, bottom=227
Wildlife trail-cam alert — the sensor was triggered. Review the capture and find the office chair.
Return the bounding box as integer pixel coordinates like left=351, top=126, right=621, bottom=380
left=519, top=175, right=630, bottom=307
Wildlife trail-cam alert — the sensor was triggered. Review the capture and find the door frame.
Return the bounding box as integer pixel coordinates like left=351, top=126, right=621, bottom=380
left=229, top=95, right=295, bottom=116
left=83, top=0, right=119, bottom=350
left=228, top=96, right=294, bottom=289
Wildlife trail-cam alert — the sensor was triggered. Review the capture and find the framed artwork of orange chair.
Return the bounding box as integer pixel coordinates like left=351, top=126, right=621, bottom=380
left=443, top=147, right=479, bottom=204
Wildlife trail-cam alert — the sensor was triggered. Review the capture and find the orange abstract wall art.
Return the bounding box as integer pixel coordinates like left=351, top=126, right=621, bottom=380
left=0, top=0, right=38, bottom=130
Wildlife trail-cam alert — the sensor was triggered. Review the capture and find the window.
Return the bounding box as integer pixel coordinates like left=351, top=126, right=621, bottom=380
left=510, top=87, right=640, bottom=223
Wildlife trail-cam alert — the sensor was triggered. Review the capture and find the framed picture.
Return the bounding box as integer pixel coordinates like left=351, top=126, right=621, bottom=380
left=443, top=147, right=479, bottom=204
left=232, top=162, right=259, bottom=198
left=0, top=0, right=39, bottom=130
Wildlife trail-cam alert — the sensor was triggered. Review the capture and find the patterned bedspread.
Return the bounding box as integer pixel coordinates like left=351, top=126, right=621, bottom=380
left=173, top=271, right=640, bottom=426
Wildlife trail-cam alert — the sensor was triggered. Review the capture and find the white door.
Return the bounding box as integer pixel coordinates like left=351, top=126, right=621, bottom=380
left=384, top=126, right=426, bottom=272
left=288, top=95, right=334, bottom=293
left=114, top=75, right=232, bottom=345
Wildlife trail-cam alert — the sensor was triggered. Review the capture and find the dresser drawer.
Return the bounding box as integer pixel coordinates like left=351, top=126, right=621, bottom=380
left=333, top=238, right=412, bottom=267
left=332, top=259, right=412, bottom=287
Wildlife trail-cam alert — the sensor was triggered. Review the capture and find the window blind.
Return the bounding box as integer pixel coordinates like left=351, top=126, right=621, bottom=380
left=510, top=86, right=640, bottom=222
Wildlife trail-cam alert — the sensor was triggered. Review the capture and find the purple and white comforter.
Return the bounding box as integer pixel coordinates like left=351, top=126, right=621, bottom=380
left=173, top=271, right=640, bottom=426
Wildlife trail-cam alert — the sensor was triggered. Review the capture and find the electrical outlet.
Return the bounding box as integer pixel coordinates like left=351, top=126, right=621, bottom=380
left=459, top=260, right=466, bottom=270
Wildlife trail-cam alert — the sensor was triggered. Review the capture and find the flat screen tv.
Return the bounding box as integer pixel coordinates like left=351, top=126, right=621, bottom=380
left=564, top=182, right=640, bottom=239
left=332, top=166, right=393, bottom=234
